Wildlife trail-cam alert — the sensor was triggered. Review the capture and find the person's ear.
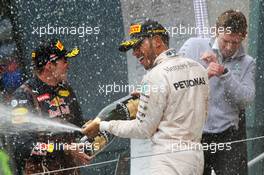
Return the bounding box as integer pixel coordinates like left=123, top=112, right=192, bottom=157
left=45, top=61, right=53, bottom=71
left=241, top=32, right=247, bottom=40
left=152, top=35, right=163, bottom=48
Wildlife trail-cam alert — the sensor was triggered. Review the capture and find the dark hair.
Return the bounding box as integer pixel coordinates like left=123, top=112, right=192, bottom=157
left=33, top=64, right=45, bottom=75
left=216, top=9, right=247, bottom=34
left=160, top=34, right=170, bottom=47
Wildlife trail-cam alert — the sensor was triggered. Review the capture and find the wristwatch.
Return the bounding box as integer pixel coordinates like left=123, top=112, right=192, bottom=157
left=223, top=68, right=229, bottom=74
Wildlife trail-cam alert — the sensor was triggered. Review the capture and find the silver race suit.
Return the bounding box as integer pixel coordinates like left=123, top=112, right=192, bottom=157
left=100, top=48, right=209, bottom=175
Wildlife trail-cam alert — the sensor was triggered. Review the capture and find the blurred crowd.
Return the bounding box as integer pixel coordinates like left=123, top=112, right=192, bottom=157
left=0, top=17, right=23, bottom=103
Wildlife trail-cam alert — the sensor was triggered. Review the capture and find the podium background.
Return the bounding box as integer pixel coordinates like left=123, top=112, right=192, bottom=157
left=1, top=0, right=263, bottom=174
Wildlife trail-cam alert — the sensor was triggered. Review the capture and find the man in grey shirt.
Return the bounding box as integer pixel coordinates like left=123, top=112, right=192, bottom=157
left=179, top=9, right=255, bottom=175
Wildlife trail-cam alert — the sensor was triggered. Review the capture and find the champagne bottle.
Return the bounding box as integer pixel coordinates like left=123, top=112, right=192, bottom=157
left=96, top=95, right=139, bottom=121
left=80, top=95, right=139, bottom=155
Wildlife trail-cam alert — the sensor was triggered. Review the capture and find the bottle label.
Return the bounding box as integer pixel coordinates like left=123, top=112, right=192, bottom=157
left=125, top=98, right=139, bottom=119
left=118, top=102, right=130, bottom=120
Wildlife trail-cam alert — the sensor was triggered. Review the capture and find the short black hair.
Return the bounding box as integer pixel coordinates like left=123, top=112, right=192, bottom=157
left=160, top=33, right=169, bottom=47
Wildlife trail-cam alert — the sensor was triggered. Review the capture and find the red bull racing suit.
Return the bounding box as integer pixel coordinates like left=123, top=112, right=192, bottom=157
left=9, top=76, right=84, bottom=175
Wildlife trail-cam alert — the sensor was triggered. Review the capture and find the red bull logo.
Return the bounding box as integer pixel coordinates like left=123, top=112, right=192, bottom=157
left=49, top=97, right=65, bottom=107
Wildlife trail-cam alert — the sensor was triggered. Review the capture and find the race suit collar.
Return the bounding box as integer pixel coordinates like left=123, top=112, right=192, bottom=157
left=28, top=76, right=62, bottom=95
left=153, top=48, right=178, bottom=67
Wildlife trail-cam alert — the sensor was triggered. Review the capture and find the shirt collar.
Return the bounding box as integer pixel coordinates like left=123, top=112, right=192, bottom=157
left=210, top=38, right=245, bottom=62
left=211, top=38, right=224, bottom=63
